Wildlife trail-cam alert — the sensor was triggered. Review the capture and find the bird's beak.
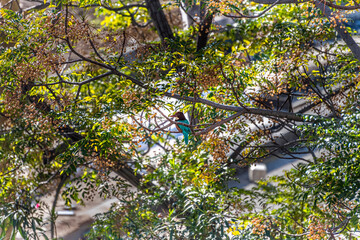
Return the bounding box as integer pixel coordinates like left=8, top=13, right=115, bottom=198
left=169, top=115, right=176, bottom=118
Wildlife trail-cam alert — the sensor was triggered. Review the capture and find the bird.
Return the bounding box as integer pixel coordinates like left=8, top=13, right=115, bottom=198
left=169, top=112, right=190, bottom=144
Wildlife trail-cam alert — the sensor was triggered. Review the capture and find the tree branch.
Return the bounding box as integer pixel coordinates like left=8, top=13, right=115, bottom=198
left=315, top=0, right=360, bottom=61
left=34, top=71, right=114, bottom=86
left=224, top=0, right=280, bottom=19
left=195, top=111, right=243, bottom=135
left=318, top=0, right=360, bottom=10
left=66, top=3, right=147, bottom=12
left=251, top=0, right=308, bottom=4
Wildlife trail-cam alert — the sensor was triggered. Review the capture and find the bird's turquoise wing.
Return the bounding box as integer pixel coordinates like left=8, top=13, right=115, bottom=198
left=177, top=120, right=190, bottom=144
left=178, top=120, right=190, bottom=133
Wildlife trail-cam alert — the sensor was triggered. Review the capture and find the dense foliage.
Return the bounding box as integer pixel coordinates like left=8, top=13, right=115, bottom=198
left=1, top=0, right=360, bottom=238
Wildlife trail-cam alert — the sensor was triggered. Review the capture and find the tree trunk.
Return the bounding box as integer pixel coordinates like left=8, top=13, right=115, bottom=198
left=145, top=0, right=173, bottom=42
left=196, top=2, right=213, bottom=51
left=197, top=14, right=213, bottom=51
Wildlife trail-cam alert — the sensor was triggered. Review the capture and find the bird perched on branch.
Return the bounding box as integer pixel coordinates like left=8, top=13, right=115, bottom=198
left=170, top=112, right=190, bottom=144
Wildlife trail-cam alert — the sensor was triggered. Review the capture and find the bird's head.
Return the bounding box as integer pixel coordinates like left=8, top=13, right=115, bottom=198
left=169, top=112, right=186, bottom=120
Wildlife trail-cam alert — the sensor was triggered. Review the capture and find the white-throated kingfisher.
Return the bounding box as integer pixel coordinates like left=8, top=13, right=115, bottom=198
left=170, top=112, right=190, bottom=144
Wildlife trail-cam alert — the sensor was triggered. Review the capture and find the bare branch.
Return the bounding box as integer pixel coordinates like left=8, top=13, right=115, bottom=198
left=163, top=92, right=320, bottom=122
left=318, top=0, right=360, bottom=10
left=0, top=165, right=21, bottom=177
left=224, top=0, right=281, bottom=19
left=34, top=71, right=114, bottom=86
left=131, top=116, right=173, bottom=132
left=194, top=111, right=243, bottom=135
left=60, top=58, right=84, bottom=65
left=66, top=3, right=147, bottom=11
left=251, top=0, right=308, bottom=4
left=88, top=34, right=106, bottom=62
left=250, top=0, right=360, bottom=9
